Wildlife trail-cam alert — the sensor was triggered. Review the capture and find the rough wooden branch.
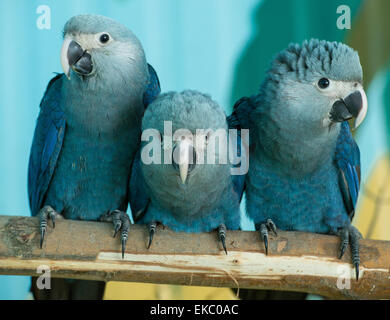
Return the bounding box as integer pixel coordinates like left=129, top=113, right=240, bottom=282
left=0, top=215, right=389, bottom=299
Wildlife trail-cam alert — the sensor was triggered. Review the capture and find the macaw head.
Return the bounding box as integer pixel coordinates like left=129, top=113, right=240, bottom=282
left=60, top=14, right=147, bottom=90
left=141, top=90, right=229, bottom=185
left=260, top=39, right=367, bottom=132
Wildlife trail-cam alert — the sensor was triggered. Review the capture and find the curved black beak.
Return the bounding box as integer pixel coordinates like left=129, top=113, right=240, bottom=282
left=61, top=39, right=93, bottom=78
left=330, top=91, right=366, bottom=128
left=67, top=41, right=93, bottom=76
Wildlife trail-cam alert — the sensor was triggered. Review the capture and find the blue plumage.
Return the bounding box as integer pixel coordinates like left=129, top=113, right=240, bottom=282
left=231, top=39, right=367, bottom=278
left=28, top=74, right=66, bottom=216
left=232, top=100, right=360, bottom=234
left=335, top=121, right=361, bottom=218
left=130, top=91, right=243, bottom=250
left=143, top=64, right=161, bottom=107
left=27, top=14, right=160, bottom=299
left=230, top=133, right=246, bottom=203
left=29, top=63, right=160, bottom=221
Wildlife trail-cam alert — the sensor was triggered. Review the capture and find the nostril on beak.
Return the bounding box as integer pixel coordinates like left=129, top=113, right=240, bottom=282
left=354, top=82, right=359, bottom=88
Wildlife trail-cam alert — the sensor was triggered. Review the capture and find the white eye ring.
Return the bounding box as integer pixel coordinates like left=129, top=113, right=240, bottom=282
left=96, top=32, right=112, bottom=46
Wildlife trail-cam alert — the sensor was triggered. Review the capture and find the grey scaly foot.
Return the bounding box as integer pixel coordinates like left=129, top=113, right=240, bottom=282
left=100, top=210, right=130, bottom=259
left=338, top=225, right=362, bottom=281
left=256, top=219, right=277, bottom=255
left=147, top=221, right=157, bottom=249
left=218, top=224, right=228, bottom=255
left=38, top=205, right=59, bottom=248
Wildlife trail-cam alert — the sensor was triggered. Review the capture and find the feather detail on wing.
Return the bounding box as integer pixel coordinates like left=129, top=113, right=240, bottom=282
left=335, top=121, right=361, bottom=221
left=28, top=74, right=66, bottom=216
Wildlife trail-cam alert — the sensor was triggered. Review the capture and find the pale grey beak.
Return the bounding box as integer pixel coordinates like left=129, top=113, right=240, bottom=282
left=172, top=139, right=196, bottom=184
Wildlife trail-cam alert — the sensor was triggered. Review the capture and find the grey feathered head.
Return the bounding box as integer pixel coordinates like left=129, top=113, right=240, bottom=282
left=259, top=39, right=367, bottom=130
left=142, top=90, right=228, bottom=184
left=271, top=39, right=362, bottom=83
left=60, top=14, right=148, bottom=91
left=142, top=90, right=227, bottom=132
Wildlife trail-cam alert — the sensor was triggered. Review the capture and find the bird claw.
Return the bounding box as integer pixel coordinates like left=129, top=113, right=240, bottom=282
left=113, top=221, right=122, bottom=238
left=38, top=205, right=59, bottom=248
left=338, top=225, right=362, bottom=281
left=266, top=219, right=278, bottom=236
left=257, top=219, right=278, bottom=255
left=218, top=224, right=228, bottom=254
left=338, top=228, right=349, bottom=259
left=100, top=210, right=130, bottom=259
left=147, top=221, right=157, bottom=249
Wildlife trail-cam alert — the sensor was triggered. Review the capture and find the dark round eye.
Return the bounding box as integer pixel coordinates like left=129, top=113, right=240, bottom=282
left=99, top=33, right=110, bottom=44
left=318, top=78, right=330, bottom=89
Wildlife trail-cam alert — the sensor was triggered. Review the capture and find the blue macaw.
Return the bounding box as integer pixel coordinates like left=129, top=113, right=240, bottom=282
left=28, top=14, right=160, bottom=299
left=129, top=90, right=245, bottom=252
left=229, top=39, right=367, bottom=280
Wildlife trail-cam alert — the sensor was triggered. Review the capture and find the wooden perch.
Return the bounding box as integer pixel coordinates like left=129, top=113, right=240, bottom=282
left=0, top=215, right=389, bottom=299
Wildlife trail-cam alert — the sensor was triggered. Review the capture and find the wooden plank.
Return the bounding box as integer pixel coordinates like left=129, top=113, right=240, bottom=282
left=0, top=215, right=389, bottom=299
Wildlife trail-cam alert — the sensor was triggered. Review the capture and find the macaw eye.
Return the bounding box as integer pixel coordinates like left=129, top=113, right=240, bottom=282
left=99, top=33, right=110, bottom=44
left=318, top=78, right=330, bottom=89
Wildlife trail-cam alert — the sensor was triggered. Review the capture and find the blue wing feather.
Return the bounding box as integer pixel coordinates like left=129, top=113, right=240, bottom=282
left=129, top=150, right=150, bottom=222
left=28, top=74, right=66, bottom=216
left=229, top=128, right=247, bottom=202
left=143, top=64, right=161, bottom=107
left=227, top=97, right=255, bottom=202
left=335, top=121, right=361, bottom=220
left=130, top=64, right=160, bottom=221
